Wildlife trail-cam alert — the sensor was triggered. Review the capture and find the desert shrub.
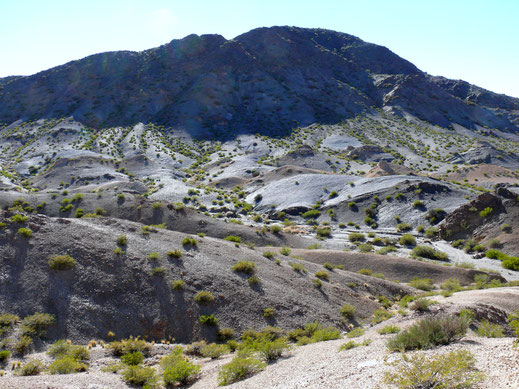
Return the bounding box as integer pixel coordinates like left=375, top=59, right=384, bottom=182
left=485, top=249, right=506, bottom=260
left=451, top=239, right=465, bottom=249
left=20, top=313, right=55, bottom=338
left=377, top=295, right=393, bottom=309
left=408, top=277, right=434, bottom=291
left=410, top=298, right=432, bottom=312
left=170, top=280, right=185, bottom=290
left=13, top=335, right=33, bottom=355
left=377, top=246, right=397, bottom=255
left=386, top=315, right=469, bottom=351
left=357, top=268, right=372, bottom=276
left=113, top=247, right=125, bottom=255
left=424, top=227, right=438, bottom=238
left=371, top=308, right=394, bottom=324
left=487, top=238, right=502, bottom=248
left=201, top=343, right=229, bottom=359
left=501, top=223, right=512, bottom=233
left=314, top=270, right=329, bottom=281
left=338, top=341, right=358, bottom=351
left=346, top=327, right=365, bottom=338
left=182, top=237, right=198, bottom=247
left=358, top=243, right=373, bottom=252
left=378, top=325, right=401, bottom=335
left=199, top=315, right=219, bottom=326
left=425, top=208, right=446, bottom=224
left=0, top=350, right=10, bottom=362
left=117, top=235, right=127, bottom=246
left=441, top=278, right=462, bottom=293
left=476, top=320, right=504, bottom=338
left=17, top=359, right=43, bottom=376
left=217, top=328, right=235, bottom=341
left=49, top=255, right=76, bottom=270
left=303, top=326, right=341, bottom=344
left=340, top=304, right=356, bottom=319
left=217, top=351, right=266, bottom=386
left=479, top=207, right=493, bottom=218
left=280, top=246, right=291, bottom=256
left=411, top=245, right=448, bottom=261
left=247, top=275, right=259, bottom=285
left=121, top=365, right=158, bottom=387
left=383, top=350, right=485, bottom=388
left=194, top=291, right=215, bottom=305
left=163, top=357, right=200, bottom=386
left=262, top=251, right=275, bottom=259
left=416, top=225, right=425, bottom=233
left=121, top=351, right=144, bottom=366
left=0, top=313, right=18, bottom=333
left=289, top=262, right=306, bottom=273
left=316, top=226, right=331, bottom=239
left=301, top=209, right=320, bottom=219
left=269, top=224, right=282, bottom=234
left=263, top=308, right=275, bottom=318
left=10, top=214, right=28, bottom=223
left=396, top=223, right=412, bottom=232
left=224, top=235, right=242, bottom=243
left=17, top=227, right=32, bottom=237
left=312, top=278, right=323, bottom=288
left=231, top=261, right=257, bottom=275
left=412, top=200, right=424, bottom=208
left=167, top=249, right=182, bottom=259
left=398, top=234, right=416, bottom=246
left=109, top=337, right=151, bottom=356
left=147, top=252, right=161, bottom=260
left=184, top=341, right=207, bottom=357
left=502, top=256, right=519, bottom=271
left=48, top=356, right=87, bottom=374
left=349, top=232, right=365, bottom=242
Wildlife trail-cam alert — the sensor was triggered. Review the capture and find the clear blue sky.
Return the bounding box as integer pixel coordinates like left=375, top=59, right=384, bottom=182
left=1, top=0, right=517, bottom=97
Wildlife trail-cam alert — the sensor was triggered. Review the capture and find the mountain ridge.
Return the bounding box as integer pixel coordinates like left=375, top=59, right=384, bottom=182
left=0, top=26, right=518, bottom=137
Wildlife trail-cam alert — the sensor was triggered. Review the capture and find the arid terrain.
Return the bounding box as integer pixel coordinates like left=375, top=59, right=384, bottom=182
left=1, top=26, right=519, bottom=388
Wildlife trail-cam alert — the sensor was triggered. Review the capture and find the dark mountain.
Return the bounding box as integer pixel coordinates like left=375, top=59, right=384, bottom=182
left=0, top=26, right=518, bottom=136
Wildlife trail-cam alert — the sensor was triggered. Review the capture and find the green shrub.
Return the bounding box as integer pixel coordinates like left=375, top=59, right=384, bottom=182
left=17, top=227, right=32, bottom=237
left=386, top=315, right=469, bottom=351
left=231, top=261, right=257, bottom=274
left=121, top=351, right=144, bottom=366
left=147, top=252, right=161, bottom=260
left=182, top=237, right=198, bottom=247
left=479, top=207, right=493, bottom=218
left=371, top=308, right=394, bottom=324
left=20, top=313, right=55, bottom=338
left=340, top=304, right=355, bottom=319
left=396, top=223, right=412, bottom=232
left=280, top=246, right=291, bottom=256
left=109, top=337, right=151, bottom=356
left=0, top=350, right=11, bottom=362
left=167, top=249, right=182, bottom=259
left=411, top=245, right=448, bottom=261
left=10, top=214, right=28, bottom=223
left=398, top=234, right=416, bottom=246
left=376, top=246, right=397, bottom=255
left=117, top=235, right=128, bottom=246
left=113, top=247, right=125, bottom=255
left=315, top=270, right=329, bottom=281
left=74, top=208, right=84, bottom=218
left=194, top=291, right=215, bottom=305
left=378, top=325, right=401, bottom=335
left=49, top=255, right=76, bottom=270
left=201, top=343, right=229, bottom=359
left=224, top=235, right=242, bottom=243
left=410, top=298, right=432, bottom=312
left=289, top=262, right=306, bottom=273
left=338, top=341, right=359, bottom=351
left=408, top=277, right=434, bottom=291
left=477, top=320, right=504, bottom=338
left=358, top=243, right=373, bottom=252
left=170, top=280, right=185, bottom=290
left=301, top=209, right=320, bottom=219
left=199, top=314, right=219, bottom=326
left=346, top=327, right=365, bottom=338
left=163, top=356, right=200, bottom=386
left=247, top=275, right=260, bottom=285
left=48, top=356, right=87, bottom=374
left=0, top=313, right=18, bottom=331
left=121, top=365, right=158, bottom=387
left=217, top=352, right=266, bottom=386
left=13, top=335, right=33, bottom=355
left=349, top=233, right=365, bottom=242
left=412, top=200, right=424, bottom=208
left=17, top=359, right=43, bottom=376
left=441, top=278, right=462, bottom=292
left=503, top=256, right=519, bottom=271
left=501, top=223, right=512, bottom=233
left=262, top=251, right=275, bottom=259
left=263, top=308, right=275, bottom=318
left=424, top=227, right=438, bottom=238
left=217, top=328, right=235, bottom=341
left=383, top=350, right=485, bottom=388
left=357, top=268, right=372, bottom=276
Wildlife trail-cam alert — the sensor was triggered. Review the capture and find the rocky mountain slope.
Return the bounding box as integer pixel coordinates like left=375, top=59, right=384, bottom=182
left=0, top=26, right=518, bottom=137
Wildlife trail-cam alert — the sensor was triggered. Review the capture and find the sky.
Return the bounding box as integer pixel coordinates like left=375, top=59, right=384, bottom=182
left=0, top=0, right=517, bottom=97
